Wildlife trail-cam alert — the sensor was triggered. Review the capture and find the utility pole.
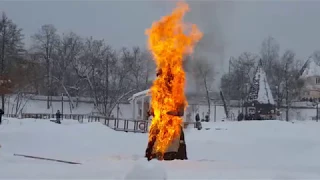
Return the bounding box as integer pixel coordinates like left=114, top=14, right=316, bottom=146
left=245, top=83, right=249, bottom=115
left=316, top=102, right=319, bottom=122
left=61, top=93, right=64, bottom=120
left=285, top=63, right=289, bottom=122
left=228, top=56, right=232, bottom=100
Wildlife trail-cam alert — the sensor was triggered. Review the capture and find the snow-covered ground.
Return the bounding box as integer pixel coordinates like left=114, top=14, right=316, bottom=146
left=1, top=118, right=320, bottom=179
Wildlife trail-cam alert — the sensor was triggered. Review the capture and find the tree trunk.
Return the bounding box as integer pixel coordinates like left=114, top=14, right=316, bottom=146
left=86, top=75, right=99, bottom=112
left=76, top=94, right=79, bottom=108
left=18, top=94, right=33, bottom=115
left=206, top=89, right=211, bottom=119
left=285, top=62, right=289, bottom=122
left=203, top=76, right=211, bottom=120
left=46, top=56, right=50, bottom=109
left=15, top=93, right=22, bottom=115
left=285, top=85, right=289, bottom=121
left=286, top=104, right=289, bottom=121
left=104, top=57, right=109, bottom=115
left=107, top=89, right=136, bottom=118
left=46, top=34, right=51, bottom=110
left=1, top=15, right=6, bottom=111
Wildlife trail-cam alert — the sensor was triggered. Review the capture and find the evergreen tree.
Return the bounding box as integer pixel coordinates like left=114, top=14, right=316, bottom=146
left=247, top=59, right=275, bottom=105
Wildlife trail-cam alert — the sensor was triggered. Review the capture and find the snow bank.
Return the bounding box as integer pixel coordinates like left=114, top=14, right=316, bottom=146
left=124, top=160, right=167, bottom=180
left=1, top=119, right=320, bottom=179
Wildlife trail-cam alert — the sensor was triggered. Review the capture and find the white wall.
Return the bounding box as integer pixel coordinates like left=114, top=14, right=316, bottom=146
left=279, top=108, right=317, bottom=121
left=2, top=94, right=133, bottom=118
left=3, top=94, right=316, bottom=121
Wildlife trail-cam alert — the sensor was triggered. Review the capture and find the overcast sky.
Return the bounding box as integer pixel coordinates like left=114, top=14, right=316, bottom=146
left=1, top=0, right=320, bottom=75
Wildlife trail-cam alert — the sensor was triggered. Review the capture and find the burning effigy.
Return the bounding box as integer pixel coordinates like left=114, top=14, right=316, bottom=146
left=144, top=1, right=202, bottom=161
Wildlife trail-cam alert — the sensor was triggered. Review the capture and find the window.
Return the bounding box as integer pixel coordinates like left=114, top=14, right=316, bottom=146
left=316, top=77, right=320, bottom=84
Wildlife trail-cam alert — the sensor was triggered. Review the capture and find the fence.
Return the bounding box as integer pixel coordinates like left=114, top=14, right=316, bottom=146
left=87, top=116, right=197, bottom=133
left=4, top=113, right=88, bottom=122
left=3, top=113, right=197, bottom=133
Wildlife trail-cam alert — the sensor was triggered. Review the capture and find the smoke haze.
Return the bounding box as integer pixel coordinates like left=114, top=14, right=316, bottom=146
left=185, top=1, right=235, bottom=92
left=147, top=1, right=234, bottom=93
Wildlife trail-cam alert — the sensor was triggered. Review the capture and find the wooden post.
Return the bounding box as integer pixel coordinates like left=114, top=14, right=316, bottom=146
left=117, top=103, right=119, bottom=120
left=317, top=103, right=319, bottom=122
left=214, top=104, right=217, bottom=122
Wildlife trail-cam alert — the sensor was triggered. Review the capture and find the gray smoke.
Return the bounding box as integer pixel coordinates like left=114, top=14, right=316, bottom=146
left=184, top=1, right=234, bottom=92
left=148, top=1, right=234, bottom=92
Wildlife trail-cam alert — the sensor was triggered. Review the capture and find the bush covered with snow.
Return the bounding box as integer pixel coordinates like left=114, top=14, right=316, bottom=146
left=124, top=160, right=167, bottom=180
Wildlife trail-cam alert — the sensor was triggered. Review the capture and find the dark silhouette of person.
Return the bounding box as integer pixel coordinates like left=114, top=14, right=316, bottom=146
left=145, top=125, right=187, bottom=161
left=237, top=112, right=244, bottom=121
left=195, top=113, right=200, bottom=122
left=56, top=110, right=61, bottom=124
left=0, top=108, right=4, bottom=125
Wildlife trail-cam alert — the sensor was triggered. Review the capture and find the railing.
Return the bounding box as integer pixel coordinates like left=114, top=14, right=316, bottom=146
left=3, top=113, right=197, bottom=133
left=87, top=116, right=197, bottom=133
left=4, top=113, right=88, bottom=122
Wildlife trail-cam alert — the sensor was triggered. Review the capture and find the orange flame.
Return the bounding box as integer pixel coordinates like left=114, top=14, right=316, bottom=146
left=145, top=1, right=202, bottom=157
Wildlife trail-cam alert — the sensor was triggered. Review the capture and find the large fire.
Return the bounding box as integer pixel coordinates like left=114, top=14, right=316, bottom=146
left=145, top=1, right=202, bottom=158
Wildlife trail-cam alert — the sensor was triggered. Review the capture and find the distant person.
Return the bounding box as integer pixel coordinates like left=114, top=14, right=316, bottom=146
left=0, top=108, right=3, bottom=125
left=56, top=110, right=61, bottom=124
left=254, top=113, right=262, bottom=120
left=195, top=113, right=202, bottom=130
left=237, top=112, right=244, bottom=121
left=205, top=113, right=210, bottom=122
left=195, top=113, right=200, bottom=122
left=244, top=114, right=249, bottom=120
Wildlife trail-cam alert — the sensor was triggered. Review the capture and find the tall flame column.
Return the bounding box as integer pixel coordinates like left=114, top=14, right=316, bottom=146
left=144, top=1, right=202, bottom=160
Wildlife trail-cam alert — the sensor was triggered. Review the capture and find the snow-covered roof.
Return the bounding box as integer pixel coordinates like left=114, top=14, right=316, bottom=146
left=247, top=62, right=275, bottom=105
left=300, top=57, right=320, bottom=78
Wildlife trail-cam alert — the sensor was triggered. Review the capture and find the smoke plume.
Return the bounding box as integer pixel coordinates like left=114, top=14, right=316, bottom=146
left=185, top=1, right=235, bottom=92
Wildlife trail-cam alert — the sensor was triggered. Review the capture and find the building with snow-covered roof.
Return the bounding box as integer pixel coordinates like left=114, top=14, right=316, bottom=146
left=128, top=88, right=220, bottom=122
left=244, top=60, right=276, bottom=119
left=299, top=57, right=320, bottom=101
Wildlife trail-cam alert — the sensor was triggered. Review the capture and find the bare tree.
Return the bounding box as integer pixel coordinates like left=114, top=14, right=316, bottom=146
left=130, top=47, right=147, bottom=90
left=73, top=37, right=107, bottom=111
left=193, top=57, right=215, bottom=120
left=51, top=32, right=83, bottom=111
left=260, top=36, right=280, bottom=68
left=141, top=50, right=154, bottom=89
left=260, top=36, right=280, bottom=95
left=220, top=52, right=257, bottom=101
left=24, top=52, right=45, bottom=94
left=280, top=50, right=300, bottom=121
left=0, top=12, right=24, bottom=111
left=72, top=37, right=137, bottom=117
left=121, top=47, right=154, bottom=91
left=31, top=24, right=59, bottom=109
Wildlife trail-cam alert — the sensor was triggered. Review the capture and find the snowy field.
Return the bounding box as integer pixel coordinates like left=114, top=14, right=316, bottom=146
left=1, top=119, right=320, bottom=179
